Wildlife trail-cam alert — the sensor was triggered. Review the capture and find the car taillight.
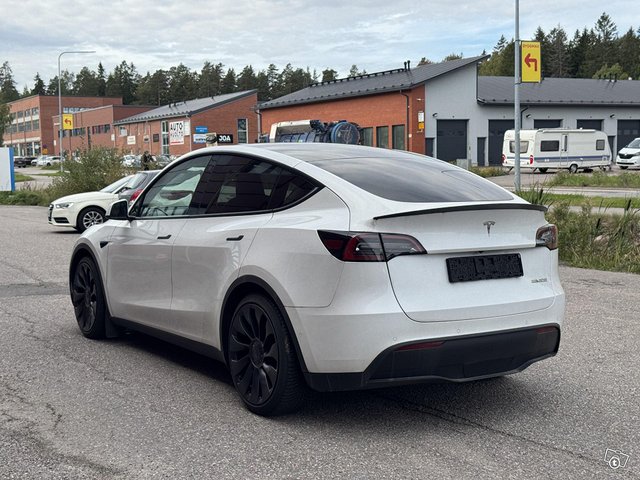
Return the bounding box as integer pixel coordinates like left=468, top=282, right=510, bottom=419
left=529, top=155, right=534, bottom=164
left=129, top=188, right=143, bottom=203
left=536, top=224, right=558, bottom=250
left=501, top=154, right=506, bottom=164
left=318, top=231, right=426, bottom=262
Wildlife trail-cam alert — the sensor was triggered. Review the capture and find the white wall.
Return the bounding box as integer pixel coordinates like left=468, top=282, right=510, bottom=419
left=423, top=65, right=640, bottom=164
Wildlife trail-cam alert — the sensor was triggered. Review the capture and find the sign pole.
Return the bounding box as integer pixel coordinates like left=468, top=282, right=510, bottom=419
left=514, top=0, right=521, bottom=192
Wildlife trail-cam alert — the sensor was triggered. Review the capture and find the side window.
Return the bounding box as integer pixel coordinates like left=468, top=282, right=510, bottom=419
left=596, top=139, right=605, bottom=151
left=269, top=170, right=318, bottom=209
left=189, top=155, right=282, bottom=215
left=135, top=155, right=211, bottom=217
left=540, top=140, right=560, bottom=152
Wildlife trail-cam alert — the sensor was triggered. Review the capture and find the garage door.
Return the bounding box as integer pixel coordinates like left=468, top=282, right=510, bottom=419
left=488, top=120, right=514, bottom=166
left=534, top=119, right=562, bottom=129
left=577, top=119, right=603, bottom=130
left=436, top=120, right=467, bottom=162
left=617, top=120, right=640, bottom=153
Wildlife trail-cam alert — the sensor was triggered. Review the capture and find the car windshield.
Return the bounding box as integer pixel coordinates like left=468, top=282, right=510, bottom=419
left=626, top=139, right=640, bottom=149
left=100, top=175, right=133, bottom=193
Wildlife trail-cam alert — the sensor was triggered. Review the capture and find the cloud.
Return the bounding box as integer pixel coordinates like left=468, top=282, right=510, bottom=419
left=5, top=0, right=639, bottom=89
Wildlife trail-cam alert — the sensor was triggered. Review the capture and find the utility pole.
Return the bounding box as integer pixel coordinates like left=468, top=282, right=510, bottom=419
left=514, top=0, right=521, bottom=191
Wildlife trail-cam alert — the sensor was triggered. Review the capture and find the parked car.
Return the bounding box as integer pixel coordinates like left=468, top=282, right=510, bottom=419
left=12, top=156, right=34, bottom=168
left=49, top=175, right=133, bottom=232
left=118, top=170, right=160, bottom=204
left=69, top=144, right=564, bottom=416
left=36, top=155, right=61, bottom=167
left=121, top=155, right=140, bottom=168
left=152, top=154, right=175, bottom=167
left=616, top=138, right=640, bottom=170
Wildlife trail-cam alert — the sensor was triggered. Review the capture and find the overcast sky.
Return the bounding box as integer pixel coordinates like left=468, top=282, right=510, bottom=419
left=4, top=1, right=639, bottom=89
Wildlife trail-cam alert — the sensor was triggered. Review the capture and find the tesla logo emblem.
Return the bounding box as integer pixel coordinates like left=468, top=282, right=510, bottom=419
left=483, top=221, right=496, bottom=235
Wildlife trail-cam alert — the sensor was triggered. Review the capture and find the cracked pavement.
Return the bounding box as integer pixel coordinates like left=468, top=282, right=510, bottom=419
left=0, top=205, right=638, bottom=479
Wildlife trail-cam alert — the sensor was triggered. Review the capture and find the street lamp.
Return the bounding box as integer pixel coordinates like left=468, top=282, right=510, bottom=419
left=58, top=50, right=95, bottom=171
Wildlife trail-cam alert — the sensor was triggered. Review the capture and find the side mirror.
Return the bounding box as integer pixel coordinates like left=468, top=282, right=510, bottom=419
left=107, top=199, right=130, bottom=221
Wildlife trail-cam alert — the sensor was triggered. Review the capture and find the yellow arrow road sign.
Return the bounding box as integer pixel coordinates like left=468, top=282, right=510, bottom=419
left=62, top=114, right=74, bottom=130
left=521, top=41, right=541, bottom=83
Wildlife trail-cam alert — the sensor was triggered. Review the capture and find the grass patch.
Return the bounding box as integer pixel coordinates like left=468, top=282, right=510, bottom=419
left=549, top=201, right=640, bottom=274
left=470, top=166, right=508, bottom=178
left=548, top=171, right=640, bottom=188
left=14, top=173, right=34, bottom=182
left=543, top=194, right=640, bottom=210
left=32, top=171, right=64, bottom=177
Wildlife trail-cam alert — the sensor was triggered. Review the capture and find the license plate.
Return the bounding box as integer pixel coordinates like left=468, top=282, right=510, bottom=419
left=446, top=254, right=523, bottom=283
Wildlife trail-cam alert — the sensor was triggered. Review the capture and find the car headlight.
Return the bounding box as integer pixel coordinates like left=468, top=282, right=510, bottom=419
left=54, top=202, right=74, bottom=209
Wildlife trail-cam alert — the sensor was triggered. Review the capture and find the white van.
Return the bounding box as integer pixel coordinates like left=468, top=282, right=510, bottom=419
left=502, top=129, right=611, bottom=173
left=616, top=137, right=640, bottom=169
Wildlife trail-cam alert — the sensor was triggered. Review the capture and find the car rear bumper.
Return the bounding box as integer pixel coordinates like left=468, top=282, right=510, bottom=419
left=304, top=325, right=560, bottom=392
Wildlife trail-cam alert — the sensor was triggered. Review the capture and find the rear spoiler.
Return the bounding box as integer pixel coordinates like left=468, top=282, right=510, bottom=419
left=374, top=203, right=547, bottom=220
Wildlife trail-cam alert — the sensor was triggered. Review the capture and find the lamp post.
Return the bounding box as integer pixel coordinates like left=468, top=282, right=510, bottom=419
left=58, top=50, right=95, bottom=171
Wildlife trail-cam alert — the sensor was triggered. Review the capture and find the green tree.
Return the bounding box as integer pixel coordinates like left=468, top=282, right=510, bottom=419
left=617, top=28, right=640, bottom=79
left=167, top=63, right=198, bottom=102
left=0, top=61, right=20, bottom=102
left=417, top=57, right=433, bottom=66
left=443, top=53, right=463, bottom=61
left=254, top=70, right=270, bottom=101
left=221, top=68, right=236, bottom=94
left=546, top=27, right=569, bottom=77
left=0, top=102, right=10, bottom=146
left=321, top=68, right=338, bottom=82
left=237, top=65, right=257, bottom=91
left=73, top=67, right=100, bottom=96
left=592, top=63, right=629, bottom=80
left=136, top=70, right=170, bottom=105
left=31, top=73, right=46, bottom=95
left=106, top=61, right=140, bottom=104
left=97, top=63, right=106, bottom=96
left=198, top=61, right=224, bottom=97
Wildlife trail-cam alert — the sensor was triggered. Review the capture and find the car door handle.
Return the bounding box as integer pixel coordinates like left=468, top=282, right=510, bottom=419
left=226, top=235, right=244, bottom=242
left=157, top=234, right=172, bottom=240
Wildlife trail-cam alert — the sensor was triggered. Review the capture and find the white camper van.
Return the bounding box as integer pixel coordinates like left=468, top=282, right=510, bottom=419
left=502, top=129, right=612, bottom=173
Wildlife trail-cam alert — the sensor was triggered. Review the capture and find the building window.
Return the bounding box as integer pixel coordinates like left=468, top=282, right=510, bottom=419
left=392, top=125, right=405, bottom=150
left=32, top=107, right=39, bottom=116
left=360, top=127, right=373, bottom=146
left=119, top=126, right=127, bottom=137
left=237, top=118, right=248, bottom=143
left=161, top=121, right=169, bottom=154
left=376, top=126, right=389, bottom=148
left=32, top=119, right=39, bottom=130
left=24, top=121, right=32, bottom=132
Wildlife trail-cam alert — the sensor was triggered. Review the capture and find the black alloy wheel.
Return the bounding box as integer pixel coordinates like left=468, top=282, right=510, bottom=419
left=228, top=294, right=305, bottom=416
left=569, top=164, right=579, bottom=174
left=71, top=257, right=106, bottom=339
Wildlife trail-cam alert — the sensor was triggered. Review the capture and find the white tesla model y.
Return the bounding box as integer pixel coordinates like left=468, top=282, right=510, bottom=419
left=69, top=144, right=565, bottom=415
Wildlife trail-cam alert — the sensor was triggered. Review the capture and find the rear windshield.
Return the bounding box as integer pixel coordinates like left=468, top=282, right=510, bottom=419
left=509, top=141, right=529, bottom=153
left=308, top=154, right=513, bottom=203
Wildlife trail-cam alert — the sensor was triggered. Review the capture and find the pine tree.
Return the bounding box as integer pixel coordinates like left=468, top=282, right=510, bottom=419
left=0, top=61, right=20, bottom=102
left=97, top=63, right=106, bottom=96
left=221, top=68, right=236, bottom=94
left=31, top=73, right=46, bottom=95
left=321, top=68, right=338, bottom=82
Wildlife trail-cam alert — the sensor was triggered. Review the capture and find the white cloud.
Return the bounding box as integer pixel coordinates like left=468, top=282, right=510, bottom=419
left=4, top=0, right=639, bottom=89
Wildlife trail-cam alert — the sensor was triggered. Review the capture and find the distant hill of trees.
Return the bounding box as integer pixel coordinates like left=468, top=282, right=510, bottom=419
left=480, top=13, right=640, bottom=79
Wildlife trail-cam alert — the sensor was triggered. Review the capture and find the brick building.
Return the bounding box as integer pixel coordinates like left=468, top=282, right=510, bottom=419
left=113, top=90, right=259, bottom=157
left=258, top=56, right=640, bottom=165
left=52, top=105, right=154, bottom=155
left=258, top=58, right=488, bottom=155
left=5, top=95, right=123, bottom=156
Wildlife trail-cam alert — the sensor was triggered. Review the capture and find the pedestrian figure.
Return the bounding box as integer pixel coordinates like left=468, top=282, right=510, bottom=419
left=141, top=151, right=152, bottom=170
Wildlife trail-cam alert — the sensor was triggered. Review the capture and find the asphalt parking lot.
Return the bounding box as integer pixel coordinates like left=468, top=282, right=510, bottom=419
left=0, top=205, right=638, bottom=479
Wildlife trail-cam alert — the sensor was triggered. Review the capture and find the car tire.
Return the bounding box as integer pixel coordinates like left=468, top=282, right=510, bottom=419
left=619, top=166, right=628, bottom=170
left=538, top=168, right=548, bottom=173
left=70, top=257, right=107, bottom=339
left=77, top=207, right=105, bottom=233
left=227, top=293, right=306, bottom=416
left=569, top=164, right=578, bottom=174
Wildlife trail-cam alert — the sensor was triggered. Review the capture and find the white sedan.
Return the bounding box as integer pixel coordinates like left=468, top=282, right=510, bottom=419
left=69, top=144, right=565, bottom=415
left=49, top=176, right=134, bottom=232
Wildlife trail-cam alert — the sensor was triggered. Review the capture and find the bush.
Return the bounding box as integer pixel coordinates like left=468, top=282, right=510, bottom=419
left=46, top=147, right=128, bottom=200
